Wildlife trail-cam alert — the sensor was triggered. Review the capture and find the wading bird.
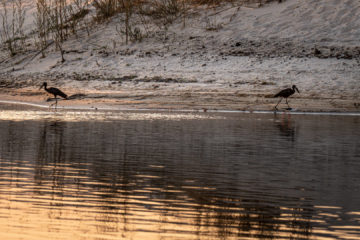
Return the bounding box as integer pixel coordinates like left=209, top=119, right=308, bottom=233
left=39, top=82, right=67, bottom=108
left=274, top=85, right=300, bottom=110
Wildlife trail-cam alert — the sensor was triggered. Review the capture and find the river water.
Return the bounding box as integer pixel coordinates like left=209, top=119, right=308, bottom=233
left=0, top=108, right=359, bottom=239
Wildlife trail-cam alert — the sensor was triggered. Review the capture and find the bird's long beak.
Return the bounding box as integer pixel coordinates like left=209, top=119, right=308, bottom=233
left=39, top=84, right=44, bottom=90
left=295, top=87, right=300, bottom=93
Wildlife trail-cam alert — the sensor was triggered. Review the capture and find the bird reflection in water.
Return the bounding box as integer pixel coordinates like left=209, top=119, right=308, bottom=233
left=274, top=111, right=296, bottom=141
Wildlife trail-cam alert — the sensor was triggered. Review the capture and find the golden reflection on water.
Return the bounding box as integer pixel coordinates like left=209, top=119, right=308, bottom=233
left=0, top=163, right=315, bottom=240
left=1, top=163, right=359, bottom=240
left=0, top=165, right=183, bottom=240
left=0, top=113, right=359, bottom=239
left=0, top=110, right=224, bottom=122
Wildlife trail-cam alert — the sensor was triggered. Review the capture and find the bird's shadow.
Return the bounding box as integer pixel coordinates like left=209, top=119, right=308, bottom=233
left=46, top=93, right=86, bottom=102
left=46, top=98, right=63, bottom=102
left=67, top=93, right=87, bottom=100
left=273, top=107, right=293, bottom=113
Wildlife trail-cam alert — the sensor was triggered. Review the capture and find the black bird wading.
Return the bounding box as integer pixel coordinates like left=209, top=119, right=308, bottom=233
left=274, top=85, right=300, bottom=110
left=39, top=82, right=67, bottom=108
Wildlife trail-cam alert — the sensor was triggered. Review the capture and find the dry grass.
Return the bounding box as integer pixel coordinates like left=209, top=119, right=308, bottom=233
left=190, top=0, right=284, bottom=5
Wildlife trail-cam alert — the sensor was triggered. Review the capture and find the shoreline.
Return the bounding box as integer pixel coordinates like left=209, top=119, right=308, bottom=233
left=1, top=99, right=360, bottom=117
left=1, top=87, right=359, bottom=115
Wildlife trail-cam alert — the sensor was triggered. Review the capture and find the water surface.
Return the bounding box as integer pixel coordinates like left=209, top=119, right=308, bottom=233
left=0, top=109, right=359, bottom=239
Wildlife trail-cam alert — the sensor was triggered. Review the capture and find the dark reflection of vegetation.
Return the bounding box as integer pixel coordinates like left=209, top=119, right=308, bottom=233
left=35, top=121, right=67, bottom=190
left=0, top=114, right=359, bottom=239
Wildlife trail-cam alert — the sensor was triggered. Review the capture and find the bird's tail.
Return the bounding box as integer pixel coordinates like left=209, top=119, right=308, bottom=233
left=60, top=92, right=68, bottom=99
left=274, top=93, right=280, bottom=98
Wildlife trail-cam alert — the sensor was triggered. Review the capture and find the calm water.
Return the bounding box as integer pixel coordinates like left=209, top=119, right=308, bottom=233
left=0, top=108, right=359, bottom=240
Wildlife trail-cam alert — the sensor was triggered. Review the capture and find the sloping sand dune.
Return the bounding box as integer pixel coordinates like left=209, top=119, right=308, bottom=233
left=0, top=0, right=359, bottom=112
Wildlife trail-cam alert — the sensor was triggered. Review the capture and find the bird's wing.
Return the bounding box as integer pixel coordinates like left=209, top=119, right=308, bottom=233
left=274, top=88, right=291, bottom=97
left=49, top=87, right=67, bottom=98
left=57, top=89, right=67, bottom=99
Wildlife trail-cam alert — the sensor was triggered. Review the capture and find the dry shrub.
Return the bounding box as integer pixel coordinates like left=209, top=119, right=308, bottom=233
left=0, top=0, right=26, bottom=56
left=138, top=0, right=185, bottom=30
left=69, top=8, right=90, bottom=22
left=141, top=0, right=182, bottom=19
left=152, top=0, right=182, bottom=18
left=190, top=0, right=234, bottom=5
left=93, top=0, right=120, bottom=21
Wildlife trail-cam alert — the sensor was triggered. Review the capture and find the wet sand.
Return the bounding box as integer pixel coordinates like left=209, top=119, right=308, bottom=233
left=1, top=87, right=359, bottom=113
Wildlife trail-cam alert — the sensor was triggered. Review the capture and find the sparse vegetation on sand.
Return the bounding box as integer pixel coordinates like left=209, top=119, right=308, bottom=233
left=0, top=0, right=359, bottom=112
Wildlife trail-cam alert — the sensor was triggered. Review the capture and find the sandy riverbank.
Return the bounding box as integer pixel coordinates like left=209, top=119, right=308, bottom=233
left=1, top=0, right=359, bottom=113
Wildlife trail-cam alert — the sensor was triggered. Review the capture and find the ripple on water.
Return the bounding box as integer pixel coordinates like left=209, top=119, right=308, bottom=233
left=0, top=113, right=359, bottom=239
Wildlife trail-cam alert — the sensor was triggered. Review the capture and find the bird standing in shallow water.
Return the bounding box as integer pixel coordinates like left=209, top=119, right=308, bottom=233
left=39, top=82, right=67, bottom=108
left=274, top=85, right=300, bottom=110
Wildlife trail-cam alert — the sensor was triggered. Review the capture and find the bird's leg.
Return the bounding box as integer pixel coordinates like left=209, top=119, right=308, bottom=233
left=49, top=97, right=58, bottom=109
left=285, top=98, right=291, bottom=109
left=275, top=98, right=282, bottom=110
